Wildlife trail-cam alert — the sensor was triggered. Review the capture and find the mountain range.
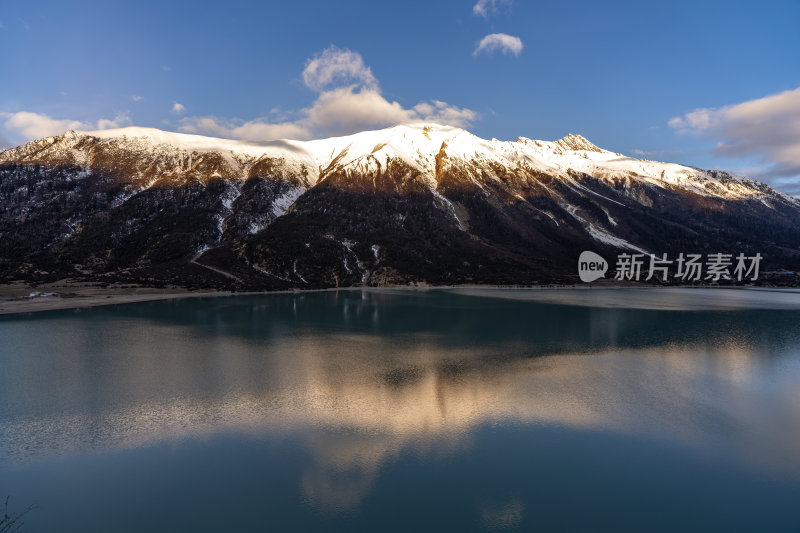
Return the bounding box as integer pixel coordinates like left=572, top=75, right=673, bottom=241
left=2, top=123, right=799, bottom=290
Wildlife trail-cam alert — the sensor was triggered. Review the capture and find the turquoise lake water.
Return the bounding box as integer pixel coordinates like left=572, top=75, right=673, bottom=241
left=1, top=288, right=800, bottom=531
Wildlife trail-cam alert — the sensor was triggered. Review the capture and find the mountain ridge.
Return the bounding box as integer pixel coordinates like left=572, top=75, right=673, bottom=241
left=4, top=123, right=779, bottom=193
left=1, top=123, right=799, bottom=290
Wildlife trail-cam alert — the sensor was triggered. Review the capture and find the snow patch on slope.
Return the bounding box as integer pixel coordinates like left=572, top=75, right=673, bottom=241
left=271, top=186, right=304, bottom=217
left=561, top=203, right=647, bottom=253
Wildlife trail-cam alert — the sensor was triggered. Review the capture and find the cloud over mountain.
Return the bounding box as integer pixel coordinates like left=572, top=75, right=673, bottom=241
left=0, top=111, right=131, bottom=139
left=670, top=86, right=800, bottom=184
left=179, top=46, right=477, bottom=141
left=1, top=46, right=475, bottom=145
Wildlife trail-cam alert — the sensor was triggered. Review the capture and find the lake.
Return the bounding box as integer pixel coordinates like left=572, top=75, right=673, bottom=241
left=2, top=288, right=800, bottom=531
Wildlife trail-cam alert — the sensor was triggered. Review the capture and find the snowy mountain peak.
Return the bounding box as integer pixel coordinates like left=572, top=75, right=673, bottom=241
left=2, top=121, right=799, bottom=291
left=0, top=123, right=786, bottom=202
left=75, top=126, right=304, bottom=159
left=555, top=134, right=604, bottom=153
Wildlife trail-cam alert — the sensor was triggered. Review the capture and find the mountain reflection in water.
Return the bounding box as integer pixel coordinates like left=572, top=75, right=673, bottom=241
left=1, top=288, right=800, bottom=528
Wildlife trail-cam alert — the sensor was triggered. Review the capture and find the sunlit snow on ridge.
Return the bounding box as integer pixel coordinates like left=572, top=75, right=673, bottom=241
left=68, top=123, right=785, bottom=202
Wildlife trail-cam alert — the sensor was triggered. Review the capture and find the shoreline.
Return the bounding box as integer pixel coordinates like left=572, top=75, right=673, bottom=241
left=1, top=282, right=797, bottom=317
left=0, top=288, right=244, bottom=316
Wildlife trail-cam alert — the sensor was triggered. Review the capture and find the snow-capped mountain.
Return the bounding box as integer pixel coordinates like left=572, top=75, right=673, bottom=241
left=1, top=123, right=799, bottom=289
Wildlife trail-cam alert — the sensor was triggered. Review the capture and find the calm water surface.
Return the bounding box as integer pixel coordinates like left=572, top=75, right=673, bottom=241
left=1, top=288, right=800, bottom=532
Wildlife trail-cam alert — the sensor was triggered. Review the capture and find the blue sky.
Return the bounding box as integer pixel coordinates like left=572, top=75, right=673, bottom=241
left=1, top=0, right=799, bottom=192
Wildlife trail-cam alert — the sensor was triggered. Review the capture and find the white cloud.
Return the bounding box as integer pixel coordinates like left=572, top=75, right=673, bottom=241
left=179, top=116, right=311, bottom=142
left=302, top=45, right=378, bottom=92
left=96, top=113, right=132, bottom=130
left=5, top=47, right=477, bottom=146
left=179, top=87, right=477, bottom=141
left=473, top=0, right=512, bottom=18
left=669, top=86, right=800, bottom=180
left=474, top=33, right=523, bottom=56
left=132, top=95, right=144, bottom=102
left=179, top=47, right=477, bottom=141
left=1, top=111, right=131, bottom=140
left=305, top=87, right=476, bottom=137
left=412, top=99, right=478, bottom=128
left=668, top=109, right=713, bottom=130
left=305, top=87, right=410, bottom=134
left=2, top=111, right=90, bottom=138
left=302, top=48, right=476, bottom=135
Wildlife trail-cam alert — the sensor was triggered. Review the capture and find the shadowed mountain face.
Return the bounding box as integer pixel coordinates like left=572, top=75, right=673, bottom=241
left=1, top=124, right=799, bottom=289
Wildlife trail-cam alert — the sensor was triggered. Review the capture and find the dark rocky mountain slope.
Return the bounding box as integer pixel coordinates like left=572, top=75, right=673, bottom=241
left=1, top=124, right=798, bottom=289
